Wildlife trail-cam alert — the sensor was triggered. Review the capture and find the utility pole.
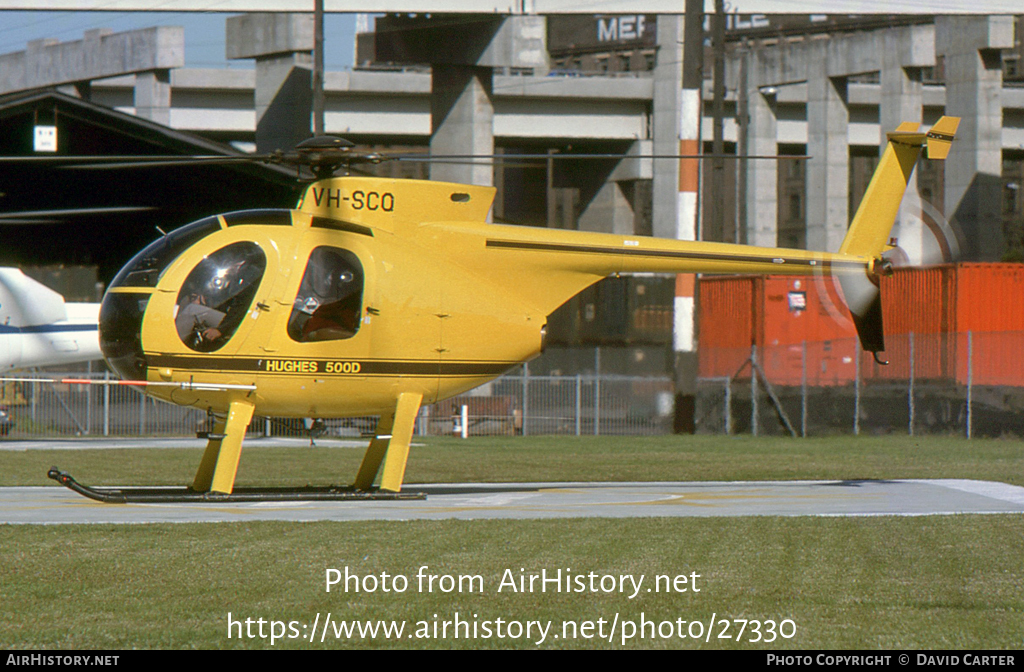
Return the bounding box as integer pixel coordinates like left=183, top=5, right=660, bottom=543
left=711, top=0, right=726, bottom=242
left=672, top=0, right=705, bottom=434
left=313, top=0, right=325, bottom=136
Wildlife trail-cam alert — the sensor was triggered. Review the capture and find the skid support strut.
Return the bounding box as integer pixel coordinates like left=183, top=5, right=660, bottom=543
left=46, top=393, right=431, bottom=503
left=354, top=392, right=423, bottom=492
left=192, top=398, right=255, bottom=494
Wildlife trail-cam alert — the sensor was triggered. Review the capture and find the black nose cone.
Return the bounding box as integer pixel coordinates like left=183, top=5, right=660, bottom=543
left=99, top=292, right=149, bottom=381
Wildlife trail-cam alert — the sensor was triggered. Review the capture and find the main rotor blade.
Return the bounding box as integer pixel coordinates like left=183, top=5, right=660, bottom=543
left=0, top=154, right=266, bottom=164
left=60, top=156, right=278, bottom=170
left=0, top=206, right=157, bottom=222
left=391, top=153, right=808, bottom=162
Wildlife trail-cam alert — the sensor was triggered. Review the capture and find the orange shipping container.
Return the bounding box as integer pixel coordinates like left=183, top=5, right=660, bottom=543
left=699, top=263, right=1024, bottom=387
left=698, top=274, right=857, bottom=386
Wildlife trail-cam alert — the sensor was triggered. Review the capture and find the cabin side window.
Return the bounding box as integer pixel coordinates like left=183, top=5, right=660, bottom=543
left=174, top=242, right=266, bottom=352
left=288, top=247, right=364, bottom=343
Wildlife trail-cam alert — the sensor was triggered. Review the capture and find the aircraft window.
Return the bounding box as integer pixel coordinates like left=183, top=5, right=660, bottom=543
left=109, top=216, right=223, bottom=289
left=174, top=242, right=266, bottom=352
left=288, top=247, right=363, bottom=343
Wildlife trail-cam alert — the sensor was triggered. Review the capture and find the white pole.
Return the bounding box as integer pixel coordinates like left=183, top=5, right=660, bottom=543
left=103, top=370, right=110, bottom=437
left=575, top=374, right=582, bottom=436
left=908, top=332, right=915, bottom=436
left=751, top=345, right=758, bottom=437
left=522, top=362, right=529, bottom=437
left=966, top=330, right=973, bottom=439
left=801, top=340, right=807, bottom=437
left=854, top=346, right=861, bottom=436
left=594, top=347, right=601, bottom=436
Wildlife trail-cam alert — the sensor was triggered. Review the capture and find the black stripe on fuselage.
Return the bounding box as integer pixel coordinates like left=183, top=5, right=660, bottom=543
left=146, top=354, right=514, bottom=377
left=485, top=239, right=865, bottom=271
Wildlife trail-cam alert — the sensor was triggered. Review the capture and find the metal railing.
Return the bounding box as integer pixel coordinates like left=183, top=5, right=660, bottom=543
left=697, top=331, right=1024, bottom=438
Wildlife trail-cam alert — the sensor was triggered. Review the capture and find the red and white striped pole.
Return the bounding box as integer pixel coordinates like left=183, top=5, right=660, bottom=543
left=674, top=86, right=701, bottom=357
left=673, top=2, right=704, bottom=433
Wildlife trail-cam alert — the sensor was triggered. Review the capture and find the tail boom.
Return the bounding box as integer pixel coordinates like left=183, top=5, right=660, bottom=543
left=437, top=117, right=960, bottom=357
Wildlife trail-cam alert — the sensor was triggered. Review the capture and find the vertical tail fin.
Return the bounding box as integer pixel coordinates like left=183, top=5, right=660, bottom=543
left=839, top=117, right=960, bottom=258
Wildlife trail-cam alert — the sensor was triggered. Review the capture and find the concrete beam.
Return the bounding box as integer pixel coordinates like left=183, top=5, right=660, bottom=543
left=225, top=12, right=313, bottom=59
left=0, top=26, right=184, bottom=96
left=738, top=24, right=934, bottom=88
left=374, top=15, right=546, bottom=71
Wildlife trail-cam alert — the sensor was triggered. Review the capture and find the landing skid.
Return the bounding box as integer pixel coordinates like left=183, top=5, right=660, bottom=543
left=47, top=468, right=426, bottom=504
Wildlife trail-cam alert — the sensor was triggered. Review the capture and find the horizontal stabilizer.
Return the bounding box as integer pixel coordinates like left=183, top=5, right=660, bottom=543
left=925, top=116, right=960, bottom=160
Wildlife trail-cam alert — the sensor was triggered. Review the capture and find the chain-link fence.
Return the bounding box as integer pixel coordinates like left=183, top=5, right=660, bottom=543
left=6, top=331, right=1018, bottom=440
left=0, top=367, right=675, bottom=439
left=697, top=331, right=1024, bottom=438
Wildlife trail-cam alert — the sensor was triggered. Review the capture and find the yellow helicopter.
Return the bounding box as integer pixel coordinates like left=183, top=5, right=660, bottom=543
left=10, top=116, right=959, bottom=502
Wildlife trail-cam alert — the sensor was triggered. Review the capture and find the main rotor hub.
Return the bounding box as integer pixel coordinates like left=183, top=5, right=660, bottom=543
left=288, top=136, right=383, bottom=179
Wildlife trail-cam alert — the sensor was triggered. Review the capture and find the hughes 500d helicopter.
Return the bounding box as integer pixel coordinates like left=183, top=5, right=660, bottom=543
left=6, top=116, right=959, bottom=502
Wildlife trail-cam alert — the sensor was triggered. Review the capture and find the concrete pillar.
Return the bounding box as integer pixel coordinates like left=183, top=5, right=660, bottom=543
left=429, top=65, right=494, bottom=187
left=936, top=15, right=1013, bottom=261
left=651, top=14, right=683, bottom=242
left=742, top=48, right=779, bottom=248
left=372, top=14, right=544, bottom=188
left=577, top=182, right=635, bottom=235
left=227, top=13, right=314, bottom=153
left=880, top=27, right=926, bottom=257
left=805, top=40, right=849, bottom=253
left=254, top=53, right=313, bottom=153
left=134, top=69, right=172, bottom=125
left=880, top=30, right=926, bottom=146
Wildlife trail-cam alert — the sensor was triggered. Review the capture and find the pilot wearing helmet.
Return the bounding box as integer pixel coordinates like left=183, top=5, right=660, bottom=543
left=288, top=247, right=363, bottom=343
left=174, top=243, right=266, bottom=352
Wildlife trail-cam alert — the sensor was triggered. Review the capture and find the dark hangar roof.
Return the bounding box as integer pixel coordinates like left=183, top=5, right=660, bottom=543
left=0, top=89, right=302, bottom=282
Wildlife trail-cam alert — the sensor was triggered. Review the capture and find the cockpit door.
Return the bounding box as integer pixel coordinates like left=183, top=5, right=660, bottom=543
left=144, top=227, right=282, bottom=361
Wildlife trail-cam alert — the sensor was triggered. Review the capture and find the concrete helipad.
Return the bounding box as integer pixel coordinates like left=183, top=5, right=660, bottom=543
left=2, top=478, right=1023, bottom=524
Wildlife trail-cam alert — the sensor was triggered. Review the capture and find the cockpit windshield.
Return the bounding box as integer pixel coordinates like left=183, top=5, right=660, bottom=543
left=109, top=216, right=222, bottom=289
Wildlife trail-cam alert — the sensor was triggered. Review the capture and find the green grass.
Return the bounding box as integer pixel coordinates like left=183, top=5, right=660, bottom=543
left=1, top=517, right=1022, bottom=649
left=2, top=434, right=1023, bottom=649
left=4, top=434, right=1024, bottom=488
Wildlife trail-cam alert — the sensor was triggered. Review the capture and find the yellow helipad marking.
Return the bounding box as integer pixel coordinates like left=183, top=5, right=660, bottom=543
left=535, top=486, right=870, bottom=508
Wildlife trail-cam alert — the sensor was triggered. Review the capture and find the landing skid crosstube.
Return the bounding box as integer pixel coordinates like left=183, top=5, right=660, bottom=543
left=47, top=468, right=426, bottom=504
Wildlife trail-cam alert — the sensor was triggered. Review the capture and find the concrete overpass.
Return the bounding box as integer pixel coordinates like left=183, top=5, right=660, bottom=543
left=2, top=1, right=1021, bottom=13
